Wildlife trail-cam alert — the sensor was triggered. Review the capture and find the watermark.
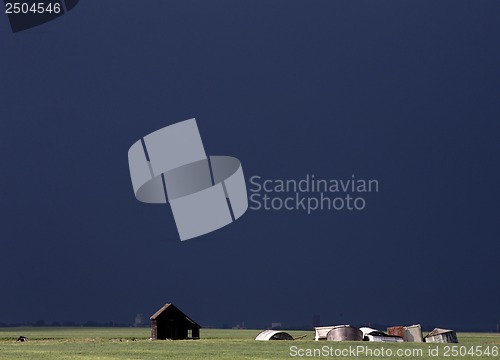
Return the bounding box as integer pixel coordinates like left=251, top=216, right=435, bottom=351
left=128, top=119, right=248, bottom=241
left=290, top=345, right=422, bottom=358
left=289, top=345, right=499, bottom=358
left=4, top=1, right=81, bottom=33
left=249, top=174, right=379, bottom=214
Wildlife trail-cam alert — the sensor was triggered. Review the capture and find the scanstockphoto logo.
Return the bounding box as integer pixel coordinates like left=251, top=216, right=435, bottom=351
left=128, top=119, right=248, bottom=241
left=248, top=174, right=379, bottom=214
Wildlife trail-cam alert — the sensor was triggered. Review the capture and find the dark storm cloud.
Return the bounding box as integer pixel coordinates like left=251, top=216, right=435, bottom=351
left=0, top=1, right=499, bottom=330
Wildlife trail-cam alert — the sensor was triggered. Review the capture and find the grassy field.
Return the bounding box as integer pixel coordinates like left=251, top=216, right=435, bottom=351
left=0, top=327, right=498, bottom=359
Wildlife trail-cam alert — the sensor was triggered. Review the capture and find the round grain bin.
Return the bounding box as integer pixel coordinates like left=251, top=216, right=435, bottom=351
left=326, top=325, right=363, bottom=341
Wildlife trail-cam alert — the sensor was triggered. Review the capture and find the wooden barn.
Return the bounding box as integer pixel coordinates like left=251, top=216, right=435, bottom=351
left=150, top=303, right=201, bottom=340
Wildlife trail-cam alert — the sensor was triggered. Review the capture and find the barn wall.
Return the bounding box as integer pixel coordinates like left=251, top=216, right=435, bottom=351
left=151, top=320, right=158, bottom=340
left=153, top=318, right=200, bottom=340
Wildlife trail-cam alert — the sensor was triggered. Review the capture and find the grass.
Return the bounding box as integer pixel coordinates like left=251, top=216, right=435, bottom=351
left=0, top=327, right=498, bottom=359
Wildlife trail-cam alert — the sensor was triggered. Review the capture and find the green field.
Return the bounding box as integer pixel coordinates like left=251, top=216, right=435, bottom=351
left=0, top=327, right=498, bottom=359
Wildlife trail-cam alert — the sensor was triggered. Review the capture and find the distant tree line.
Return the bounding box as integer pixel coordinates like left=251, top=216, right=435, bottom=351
left=0, top=320, right=137, bottom=328
left=0, top=321, right=497, bottom=332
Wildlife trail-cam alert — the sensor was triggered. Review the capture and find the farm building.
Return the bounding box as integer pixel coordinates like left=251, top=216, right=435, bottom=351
left=315, top=325, right=362, bottom=341
left=387, top=326, right=404, bottom=339
left=255, top=330, right=294, bottom=341
left=314, top=326, right=335, bottom=340
left=150, top=303, right=200, bottom=340
left=324, top=325, right=363, bottom=341
left=405, top=324, right=423, bottom=342
left=424, top=328, right=458, bottom=343
left=387, top=324, right=423, bottom=342
left=360, top=327, right=403, bottom=342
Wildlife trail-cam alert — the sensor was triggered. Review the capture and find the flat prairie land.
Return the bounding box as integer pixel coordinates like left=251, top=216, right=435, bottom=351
left=0, top=327, right=498, bottom=359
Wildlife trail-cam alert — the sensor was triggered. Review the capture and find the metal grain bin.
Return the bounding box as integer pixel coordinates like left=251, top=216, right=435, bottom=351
left=326, top=325, right=363, bottom=341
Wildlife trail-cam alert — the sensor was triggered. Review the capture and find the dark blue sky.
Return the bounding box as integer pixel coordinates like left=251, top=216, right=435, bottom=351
left=1, top=1, right=499, bottom=330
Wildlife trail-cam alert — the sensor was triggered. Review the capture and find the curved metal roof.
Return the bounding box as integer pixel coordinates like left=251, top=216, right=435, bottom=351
left=255, top=330, right=294, bottom=341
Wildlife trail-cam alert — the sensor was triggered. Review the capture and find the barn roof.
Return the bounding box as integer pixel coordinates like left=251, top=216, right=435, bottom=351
left=150, top=303, right=201, bottom=327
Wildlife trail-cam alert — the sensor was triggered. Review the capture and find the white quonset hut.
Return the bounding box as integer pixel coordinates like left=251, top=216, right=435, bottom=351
left=424, top=328, right=458, bottom=343
left=255, top=330, right=294, bottom=341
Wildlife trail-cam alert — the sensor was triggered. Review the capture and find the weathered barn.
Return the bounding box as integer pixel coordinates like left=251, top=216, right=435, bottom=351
left=255, top=330, right=294, bottom=341
left=424, top=328, right=458, bottom=343
left=150, top=303, right=200, bottom=340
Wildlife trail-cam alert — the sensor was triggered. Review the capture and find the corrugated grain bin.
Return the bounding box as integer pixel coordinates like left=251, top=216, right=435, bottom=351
left=326, top=325, right=363, bottom=341
left=314, top=326, right=335, bottom=341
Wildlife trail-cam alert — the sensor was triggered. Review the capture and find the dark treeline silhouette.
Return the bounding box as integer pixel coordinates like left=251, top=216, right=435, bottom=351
left=0, top=321, right=497, bottom=333
left=0, top=320, right=134, bottom=328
